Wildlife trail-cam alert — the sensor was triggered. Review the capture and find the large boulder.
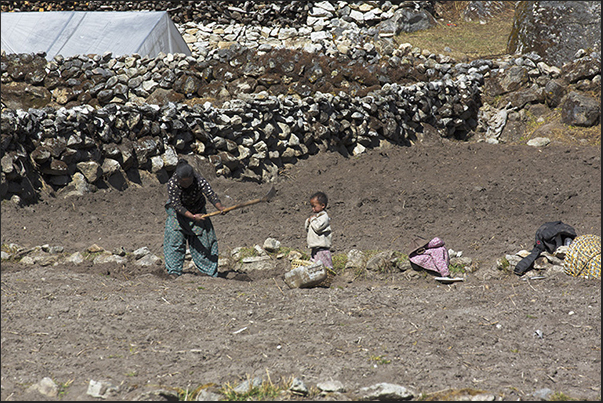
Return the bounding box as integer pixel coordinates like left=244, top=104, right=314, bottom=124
left=560, top=92, right=601, bottom=127
left=377, top=6, right=437, bottom=34
left=460, top=1, right=510, bottom=23
left=507, top=1, right=601, bottom=67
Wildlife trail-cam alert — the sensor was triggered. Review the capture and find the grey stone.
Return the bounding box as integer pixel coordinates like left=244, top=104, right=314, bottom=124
left=28, top=377, right=59, bottom=398
left=317, top=380, right=346, bottom=393
left=508, top=1, right=601, bottom=67
left=289, top=377, right=309, bottom=395
left=77, top=161, right=103, bottom=183
left=532, top=388, right=554, bottom=401
left=365, top=250, right=397, bottom=271
left=66, top=251, right=85, bottom=265
left=135, top=254, right=162, bottom=267
left=93, top=253, right=128, bottom=265
left=87, top=379, right=118, bottom=399
left=236, top=255, right=274, bottom=272
left=561, top=91, right=601, bottom=127
left=133, top=246, right=151, bottom=259
left=345, top=249, right=366, bottom=269
left=233, top=377, right=263, bottom=394
left=356, top=382, right=414, bottom=401
left=262, top=237, right=281, bottom=252
left=526, top=137, right=551, bottom=147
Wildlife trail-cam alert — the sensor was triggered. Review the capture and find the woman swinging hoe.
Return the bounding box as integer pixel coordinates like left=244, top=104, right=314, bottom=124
left=163, top=159, right=276, bottom=279
left=163, top=159, right=227, bottom=279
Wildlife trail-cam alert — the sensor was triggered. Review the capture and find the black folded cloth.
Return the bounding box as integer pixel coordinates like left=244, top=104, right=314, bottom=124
left=514, top=221, right=577, bottom=276
left=514, top=246, right=544, bottom=276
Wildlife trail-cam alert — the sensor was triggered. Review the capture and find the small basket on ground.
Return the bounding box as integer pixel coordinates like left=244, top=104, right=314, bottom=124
left=291, top=259, right=313, bottom=270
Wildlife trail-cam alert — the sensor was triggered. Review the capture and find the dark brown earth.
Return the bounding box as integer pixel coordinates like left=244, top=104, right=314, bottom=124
left=1, top=140, right=601, bottom=401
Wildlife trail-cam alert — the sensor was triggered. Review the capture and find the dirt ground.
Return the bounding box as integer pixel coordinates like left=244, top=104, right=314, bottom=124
left=1, top=140, right=601, bottom=401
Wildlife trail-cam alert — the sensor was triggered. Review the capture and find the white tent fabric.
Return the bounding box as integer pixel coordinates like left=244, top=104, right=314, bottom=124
left=1, top=11, right=191, bottom=59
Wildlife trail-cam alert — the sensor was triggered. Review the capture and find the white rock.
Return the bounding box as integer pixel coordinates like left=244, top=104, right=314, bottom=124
left=28, top=377, right=59, bottom=398
left=357, top=383, right=414, bottom=400
left=317, top=380, right=346, bottom=392
left=67, top=251, right=85, bottom=265
left=263, top=237, right=281, bottom=252
left=526, top=137, right=551, bottom=147
left=135, top=254, right=162, bottom=267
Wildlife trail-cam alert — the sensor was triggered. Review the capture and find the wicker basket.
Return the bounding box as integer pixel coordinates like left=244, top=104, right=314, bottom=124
left=321, top=270, right=335, bottom=288
left=291, top=259, right=313, bottom=270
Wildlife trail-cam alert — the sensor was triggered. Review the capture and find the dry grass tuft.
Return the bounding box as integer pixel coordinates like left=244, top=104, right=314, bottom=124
left=394, top=4, right=516, bottom=62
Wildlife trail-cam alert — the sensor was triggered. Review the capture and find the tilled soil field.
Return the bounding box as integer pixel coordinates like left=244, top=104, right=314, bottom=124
left=1, top=141, right=601, bottom=401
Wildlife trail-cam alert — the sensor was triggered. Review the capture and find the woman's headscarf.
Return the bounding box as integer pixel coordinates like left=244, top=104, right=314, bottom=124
left=174, top=159, right=194, bottom=179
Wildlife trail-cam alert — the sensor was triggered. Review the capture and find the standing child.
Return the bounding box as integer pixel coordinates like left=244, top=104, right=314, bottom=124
left=305, top=191, right=333, bottom=269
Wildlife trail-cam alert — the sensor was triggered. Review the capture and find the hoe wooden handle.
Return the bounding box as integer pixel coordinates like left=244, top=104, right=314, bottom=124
left=200, top=198, right=264, bottom=219
left=199, top=186, right=276, bottom=219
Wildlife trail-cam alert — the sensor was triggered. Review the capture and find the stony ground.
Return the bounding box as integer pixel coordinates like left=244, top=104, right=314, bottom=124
left=1, top=139, right=601, bottom=401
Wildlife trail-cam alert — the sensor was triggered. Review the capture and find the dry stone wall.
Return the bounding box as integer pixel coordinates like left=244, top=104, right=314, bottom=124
left=1, top=1, right=600, bottom=204
left=0, top=52, right=485, bottom=202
